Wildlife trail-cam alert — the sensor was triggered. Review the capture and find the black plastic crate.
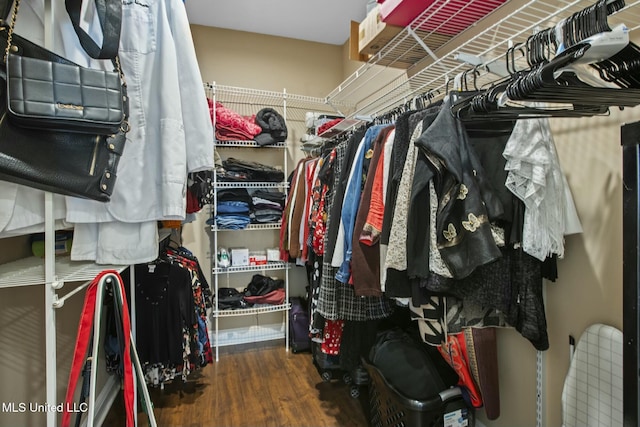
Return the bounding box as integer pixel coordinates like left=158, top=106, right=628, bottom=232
left=364, top=360, right=474, bottom=427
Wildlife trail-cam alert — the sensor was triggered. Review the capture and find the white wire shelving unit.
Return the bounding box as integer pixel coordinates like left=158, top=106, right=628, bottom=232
left=206, top=83, right=346, bottom=360
left=325, top=0, right=640, bottom=119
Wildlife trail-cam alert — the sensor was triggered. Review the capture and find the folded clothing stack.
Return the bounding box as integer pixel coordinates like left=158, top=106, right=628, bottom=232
left=210, top=188, right=286, bottom=229
left=317, top=118, right=344, bottom=136
left=220, top=158, right=285, bottom=182
left=251, top=189, right=286, bottom=224
left=213, top=188, right=252, bottom=230
left=210, top=100, right=262, bottom=141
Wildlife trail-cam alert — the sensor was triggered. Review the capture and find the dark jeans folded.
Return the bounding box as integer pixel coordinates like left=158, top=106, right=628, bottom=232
left=251, top=189, right=286, bottom=205
left=216, top=188, right=253, bottom=204
left=223, top=158, right=285, bottom=182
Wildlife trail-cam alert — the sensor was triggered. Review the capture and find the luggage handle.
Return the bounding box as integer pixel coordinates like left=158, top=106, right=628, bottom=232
left=439, top=386, right=463, bottom=402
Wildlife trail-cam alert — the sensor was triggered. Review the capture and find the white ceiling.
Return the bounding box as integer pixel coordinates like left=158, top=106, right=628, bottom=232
left=185, top=0, right=372, bottom=45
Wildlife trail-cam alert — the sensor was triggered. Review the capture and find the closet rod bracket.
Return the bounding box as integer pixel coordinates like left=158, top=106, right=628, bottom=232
left=407, top=27, right=439, bottom=62
left=52, top=293, right=63, bottom=309
left=50, top=277, right=63, bottom=290
left=454, top=52, right=509, bottom=78
left=324, top=99, right=345, bottom=118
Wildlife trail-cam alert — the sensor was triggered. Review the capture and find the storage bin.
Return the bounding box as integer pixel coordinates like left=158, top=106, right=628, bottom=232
left=358, top=4, right=403, bottom=56
left=363, top=359, right=474, bottom=427
left=380, top=0, right=507, bottom=36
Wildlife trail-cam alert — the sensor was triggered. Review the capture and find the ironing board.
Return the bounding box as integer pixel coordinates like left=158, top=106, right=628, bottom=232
left=562, top=323, right=623, bottom=427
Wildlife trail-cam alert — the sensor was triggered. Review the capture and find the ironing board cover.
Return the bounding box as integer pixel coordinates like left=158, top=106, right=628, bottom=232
left=562, top=323, right=623, bottom=427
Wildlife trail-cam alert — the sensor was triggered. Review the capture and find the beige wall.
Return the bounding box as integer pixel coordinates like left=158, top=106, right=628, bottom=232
left=183, top=26, right=355, bottom=301
left=191, top=25, right=344, bottom=97
left=544, top=109, right=630, bottom=426
left=477, top=107, right=633, bottom=427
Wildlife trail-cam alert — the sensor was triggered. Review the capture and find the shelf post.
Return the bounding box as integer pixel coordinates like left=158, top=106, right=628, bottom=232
left=43, top=1, right=58, bottom=426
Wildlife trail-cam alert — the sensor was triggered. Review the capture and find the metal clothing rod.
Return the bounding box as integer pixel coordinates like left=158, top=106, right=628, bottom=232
left=53, top=281, right=90, bottom=308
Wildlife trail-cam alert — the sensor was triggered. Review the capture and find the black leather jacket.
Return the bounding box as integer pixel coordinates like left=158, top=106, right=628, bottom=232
left=413, top=98, right=503, bottom=279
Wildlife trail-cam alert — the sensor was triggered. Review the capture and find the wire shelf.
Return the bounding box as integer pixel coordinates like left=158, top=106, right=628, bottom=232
left=215, top=182, right=287, bottom=189
left=212, top=302, right=291, bottom=318
left=212, top=261, right=290, bottom=274
left=214, top=140, right=287, bottom=148
left=211, top=223, right=281, bottom=232
left=0, top=256, right=128, bottom=289
left=205, top=83, right=356, bottom=123
left=326, top=0, right=640, bottom=118
left=210, top=323, right=286, bottom=347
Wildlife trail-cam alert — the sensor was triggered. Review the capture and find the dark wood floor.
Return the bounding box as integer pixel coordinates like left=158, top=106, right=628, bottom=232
left=104, top=343, right=370, bottom=427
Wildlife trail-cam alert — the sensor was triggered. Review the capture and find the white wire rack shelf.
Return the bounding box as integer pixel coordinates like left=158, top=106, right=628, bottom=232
left=215, top=140, right=287, bottom=149
left=211, top=223, right=282, bottom=232
left=212, top=302, right=291, bottom=318
left=210, top=325, right=286, bottom=347
left=327, top=0, right=640, bottom=118
left=0, top=256, right=127, bottom=289
left=205, top=83, right=356, bottom=123
left=215, top=181, right=287, bottom=189
left=212, top=261, right=290, bottom=274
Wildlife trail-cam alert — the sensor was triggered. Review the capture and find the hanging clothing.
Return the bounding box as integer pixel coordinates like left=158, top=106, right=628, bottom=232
left=65, top=0, right=214, bottom=223
left=412, top=98, right=503, bottom=279
left=351, top=126, right=395, bottom=297
left=385, top=109, right=438, bottom=297
left=300, top=158, right=320, bottom=263
left=360, top=129, right=395, bottom=247
left=134, top=262, right=197, bottom=373
left=48, top=0, right=214, bottom=265
left=134, top=245, right=213, bottom=387
left=324, top=128, right=366, bottom=262
left=333, top=125, right=385, bottom=284
left=380, top=110, right=419, bottom=280
left=379, top=128, right=397, bottom=290
left=288, top=159, right=310, bottom=260
left=386, top=110, right=439, bottom=274
left=503, top=117, right=582, bottom=261
left=317, top=134, right=393, bottom=323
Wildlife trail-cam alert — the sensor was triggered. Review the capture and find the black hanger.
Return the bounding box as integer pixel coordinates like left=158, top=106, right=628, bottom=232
left=506, top=40, right=640, bottom=107
left=562, top=0, right=620, bottom=50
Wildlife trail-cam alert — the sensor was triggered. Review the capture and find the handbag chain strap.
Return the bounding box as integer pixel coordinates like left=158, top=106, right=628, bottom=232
left=3, top=0, right=126, bottom=90
left=3, top=0, right=19, bottom=63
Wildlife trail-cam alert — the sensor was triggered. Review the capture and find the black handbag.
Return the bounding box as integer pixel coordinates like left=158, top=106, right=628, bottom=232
left=0, top=0, right=128, bottom=202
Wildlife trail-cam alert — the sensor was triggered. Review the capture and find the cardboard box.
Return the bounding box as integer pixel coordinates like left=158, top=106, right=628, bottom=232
left=249, top=254, right=268, bottom=266
left=358, top=5, right=403, bottom=56
left=350, top=21, right=371, bottom=62
left=230, top=248, right=249, bottom=267
left=381, top=0, right=507, bottom=35
left=379, top=0, right=435, bottom=27
left=266, top=248, right=280, bottom=262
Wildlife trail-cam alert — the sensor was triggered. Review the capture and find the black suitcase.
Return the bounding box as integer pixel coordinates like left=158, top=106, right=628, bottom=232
left=289, top=297, right=311, bottom=353
left=311, top=340, right=346, bottom=382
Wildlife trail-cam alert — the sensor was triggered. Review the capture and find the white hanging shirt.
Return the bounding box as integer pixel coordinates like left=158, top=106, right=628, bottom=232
left=5, top=0, right=214, bottom=264
left=503, top=117, right=582, bottom=261
left=64, top=0, right=214, bottom=223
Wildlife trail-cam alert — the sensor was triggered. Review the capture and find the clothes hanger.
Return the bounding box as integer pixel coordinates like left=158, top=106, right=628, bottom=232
left=506, top=39, right=640, bottom=107
left=450, top=44, right=523, bottom=117
left=450, top=46, right=611, bottom=121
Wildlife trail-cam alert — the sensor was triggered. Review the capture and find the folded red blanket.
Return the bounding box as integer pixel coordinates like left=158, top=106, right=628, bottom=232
left=209, top=99, right=262, bottom=139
